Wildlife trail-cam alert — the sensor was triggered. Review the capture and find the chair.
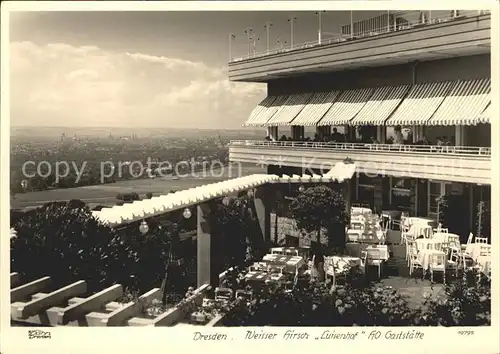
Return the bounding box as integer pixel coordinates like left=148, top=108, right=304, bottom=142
left=448, top=235, right=460, bottom=249
left=433, top=227, right=448, bottom=233
left=433, top=242, right=443, bottom=252
left=381, top=213, right=391, bottom=230
left=324, top=257, right=336, bottom=283
left=429, top=253, right=447, bottom=284
left=475, top=237, right=488, bottom=244
left=285, top=248, right=299, bottom=256
left=408, top=246, right=423, bottom=277
left=267, top=264, right=285, bottom=274
left=446, top=248, right=461, bottom=277
left=405, top=239, right=417, bottom=265
left=270, top=247, right=285, bottom=255
left=433, top=223, right=448, bottom=233
left=377, top=230, right=387, bottom=245
left=365, top=248, right=384, bottom=279
left=401, top=225, right=414, bottom=244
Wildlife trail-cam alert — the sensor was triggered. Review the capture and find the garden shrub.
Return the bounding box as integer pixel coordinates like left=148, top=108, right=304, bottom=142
left=221, top=268, right=490, bottom=327
left=415, top=270, right=491, bottom=326
left=10, top=201, right=177, bottom=295
left=116, top=192, right=140, bottom=202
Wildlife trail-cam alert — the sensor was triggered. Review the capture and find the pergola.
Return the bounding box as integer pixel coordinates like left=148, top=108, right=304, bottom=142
left=92, top=162, right=356, bottom=287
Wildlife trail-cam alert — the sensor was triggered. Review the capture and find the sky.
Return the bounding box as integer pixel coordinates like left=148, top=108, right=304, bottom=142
left=9, top=10, right=390, bottom=129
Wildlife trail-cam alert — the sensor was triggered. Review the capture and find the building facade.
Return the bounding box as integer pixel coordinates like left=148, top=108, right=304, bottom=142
left=228, top=11, right=492, bottom=241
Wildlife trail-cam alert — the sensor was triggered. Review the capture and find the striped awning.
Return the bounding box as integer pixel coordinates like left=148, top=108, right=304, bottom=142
left=477, top=104, right=491, bottom=124
left=244, top=95, right=289, bottom=127
left=318, top=88, right=374, bottom=126
left=426, top=78, right=491, bottom=126
left=385, top=81, right=453, bottom=126
left=265, top=93, right=313, bottom=126
left=350, top=85, right=410, bottom=126
left=244, top=96, right=277, bottom=127
left=290, top=91, right=340, bottom=126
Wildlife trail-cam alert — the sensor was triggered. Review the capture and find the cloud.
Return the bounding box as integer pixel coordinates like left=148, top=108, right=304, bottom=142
left=10, top=41, right=266, bottom=128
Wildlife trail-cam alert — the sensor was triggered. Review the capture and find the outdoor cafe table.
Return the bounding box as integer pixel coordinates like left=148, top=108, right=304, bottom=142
left=415, top=238, right=443, bottom=252
left=403, top=217, right=436, bottom=228
left=365, top=245, right=390, bottom=260
left=381, top=210, right=402, bottom=219
left=324, top=256, right=362, bottom=275
left=351, top=207, right=372, bottom=216
left=465, top=243, right=492, bottom=261
left=244, top=271, right=285, bottom=285
left=407, top=224, right=433, bottom=239
left=262, top=254, right=305, bottom=273
left=417, top=249, right=446, bottom=271
left=433, top=232, right=460, bottom=245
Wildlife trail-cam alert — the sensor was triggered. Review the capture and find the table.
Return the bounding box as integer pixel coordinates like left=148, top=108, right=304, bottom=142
left=262, top=254, right=305, bottom=273
left=351, top=207, right=372, bottom=216
left=408, top=224, right=433, bottom=239
left=415, top=238, right=443, bottom=251
left=433, top=232, right=460, bottom=244
left=324, top=256, right=362, bottom=275
left=465, top=243, right=491, bottom=261
left=418, top=249, right=446, bottom=271
left=381, top=210, right=402, bottom=219
left=364, top=245, right=390, bottom=260
left=244, top=271, right=285, bottom=284
left=403, top=217, right=436, bottom=228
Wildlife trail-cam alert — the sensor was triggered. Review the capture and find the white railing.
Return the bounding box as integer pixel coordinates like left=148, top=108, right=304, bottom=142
left=230, top=10, right=490, bottom=63
left=229, top=140, right=491, bottom=156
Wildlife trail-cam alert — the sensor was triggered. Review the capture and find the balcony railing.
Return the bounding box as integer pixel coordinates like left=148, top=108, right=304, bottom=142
left=230, top=10, right=490, bottom=62
left=230, top=140, right=491, bottom=156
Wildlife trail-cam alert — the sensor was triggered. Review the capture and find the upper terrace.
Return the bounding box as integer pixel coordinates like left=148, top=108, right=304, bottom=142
left=228, top=10, right=491, bottom=82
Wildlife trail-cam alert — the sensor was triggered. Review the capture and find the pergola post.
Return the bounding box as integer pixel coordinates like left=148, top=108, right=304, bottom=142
left=196, top=202, right=212, bottom=288
left=254, top=184, right=273, bottom=245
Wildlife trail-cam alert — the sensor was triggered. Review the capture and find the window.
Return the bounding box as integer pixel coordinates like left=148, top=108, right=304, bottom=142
left=390, top=177, right=412, bottom=211
left=358, top=173, right=376, bottom=188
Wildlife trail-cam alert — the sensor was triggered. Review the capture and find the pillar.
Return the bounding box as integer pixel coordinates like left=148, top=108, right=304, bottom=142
left=455, top=125, right=465, bottom=146
left=254, top=185, right=273, bottom=245
left=197, top=202, right=212, bottom=287
left=343, top=179, right=352, bottom=215
left=376, top=126, right=386, bottom=143
left=373, top=175, right=383, bottom=214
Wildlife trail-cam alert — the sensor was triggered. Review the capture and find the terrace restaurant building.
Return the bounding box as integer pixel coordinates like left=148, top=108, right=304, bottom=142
left=228, top=10, right=492, bottom=236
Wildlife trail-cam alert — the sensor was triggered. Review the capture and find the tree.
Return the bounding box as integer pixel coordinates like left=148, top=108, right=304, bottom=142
left=289, top=185, right=348, bottom=251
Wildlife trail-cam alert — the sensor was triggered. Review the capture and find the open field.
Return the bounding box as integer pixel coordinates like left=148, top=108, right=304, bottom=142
left=11, top=164, right=266, bottom=209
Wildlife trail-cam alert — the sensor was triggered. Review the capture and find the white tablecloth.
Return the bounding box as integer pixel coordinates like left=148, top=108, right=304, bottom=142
left=408, top=224, right=433, bottom=239
left=325, top=256, right=362, bottom=275
left=433, top=232, right=460, bottom=245
left=465, top=244, right=491, bottom=261
left=351, top=207, right=372, bottom=216
left=364, top=245, right=390, bottom=260
left=404, top=217, right=435, bottom=228
left=415, top=238, right=443, bottom=251
left=418, top=249, right=446, bottom=270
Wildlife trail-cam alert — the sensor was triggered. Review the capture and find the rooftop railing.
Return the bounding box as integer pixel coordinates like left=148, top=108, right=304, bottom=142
left=230, top=140, right=491, bottom=156
left=230, top=10, right=490, bottom=62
